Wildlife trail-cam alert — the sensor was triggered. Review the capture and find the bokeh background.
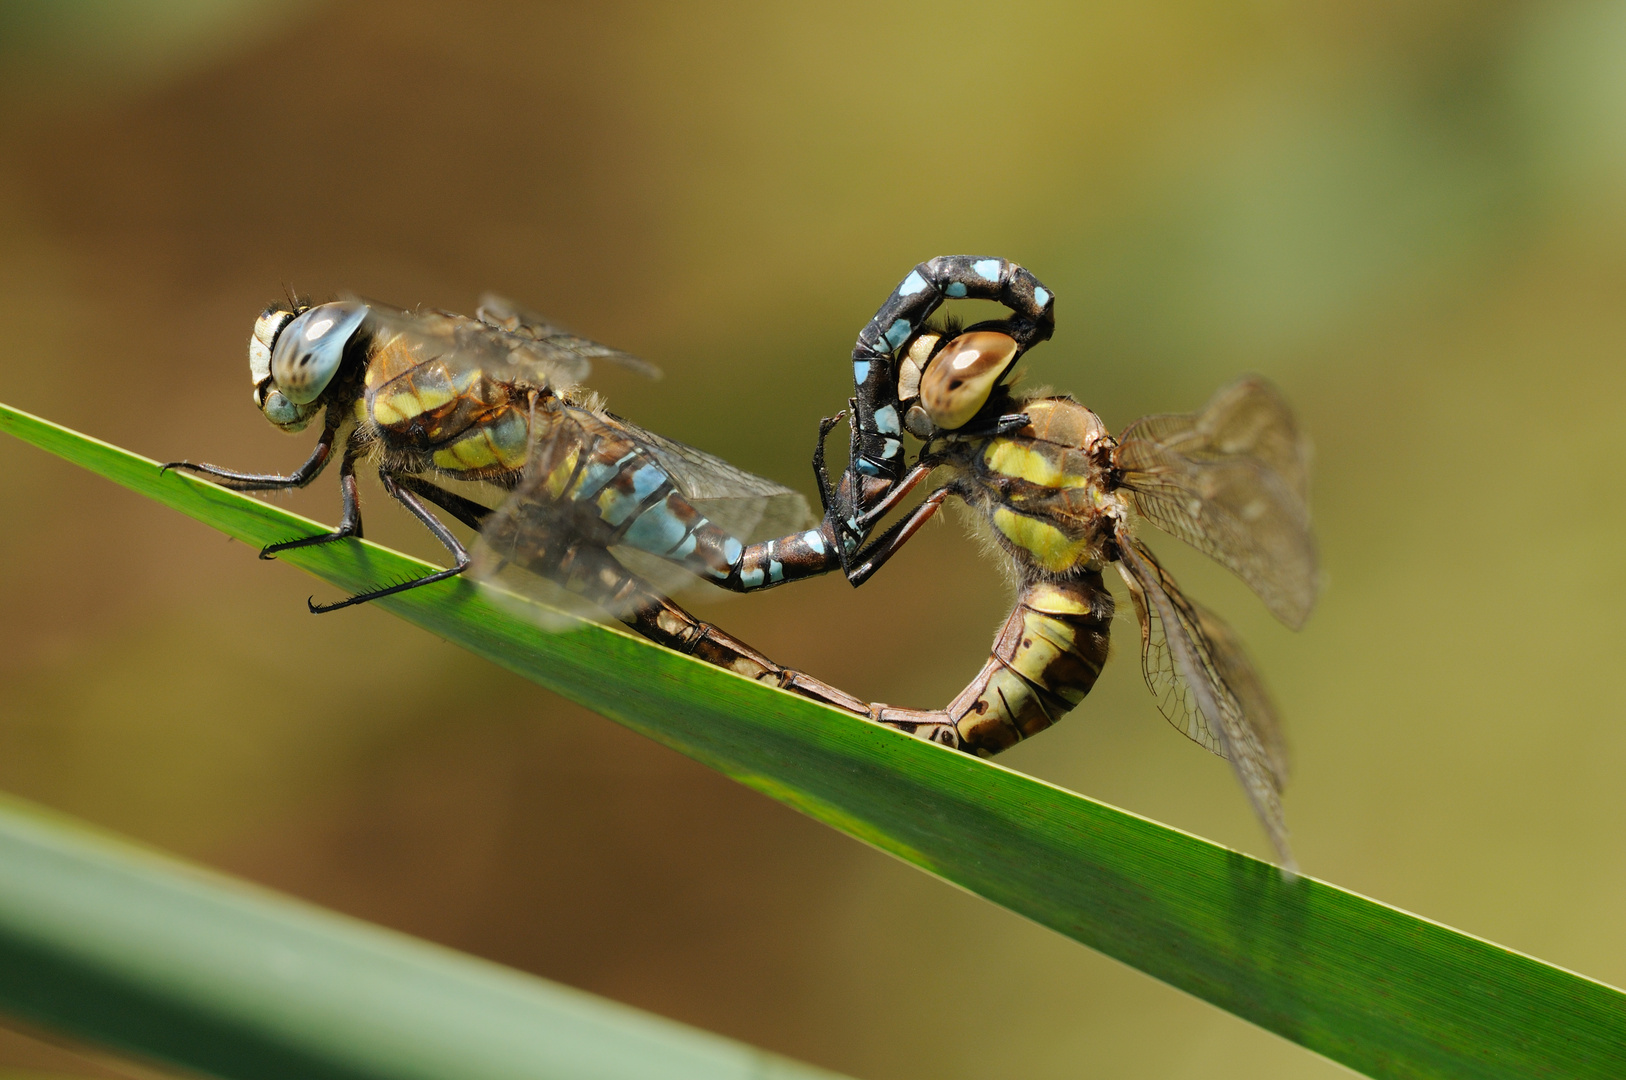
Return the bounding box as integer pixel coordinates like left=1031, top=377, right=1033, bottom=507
left=1, top=1, right=1623, bottom=1076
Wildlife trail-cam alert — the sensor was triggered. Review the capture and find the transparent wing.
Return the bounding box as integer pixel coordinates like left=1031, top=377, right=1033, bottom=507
left=1114, top=376, right=1318, bottom=630
left=605, top=412, right=814, bottom=542
left=467, top=404, right=811, bottom=636
left=1115, top=534, right=1294, bottom=870
left=477, top=293, right=662, bottom=381
left=355, top=298, right=596, bottom=393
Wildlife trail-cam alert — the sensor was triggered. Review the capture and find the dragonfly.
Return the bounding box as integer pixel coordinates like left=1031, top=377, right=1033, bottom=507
left=162, top=293, right=880, bottom=718
left=812, top=257, right=1319, bottom=866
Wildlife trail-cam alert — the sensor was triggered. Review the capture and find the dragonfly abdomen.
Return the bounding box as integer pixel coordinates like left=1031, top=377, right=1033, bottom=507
left=533, top=407, right=844, bottom=592
left=944, top=573, right=1114, bottom=755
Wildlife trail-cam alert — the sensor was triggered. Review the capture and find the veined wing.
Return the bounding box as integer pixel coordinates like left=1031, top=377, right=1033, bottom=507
left=469, top=403, right=811, bottom=634
left=477, top=293, right=662, bottom=381
left=356, top=297, right=655, bottom=395
left=1115, top=535, right=1294, bottom=871
left=1114, top=376, right=1318, bottom=630
left=602, top=411, right=813, bottom=542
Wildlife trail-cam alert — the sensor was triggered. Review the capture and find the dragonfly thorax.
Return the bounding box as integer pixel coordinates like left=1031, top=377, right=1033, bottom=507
left=954, top=396, right=1124, bottom=576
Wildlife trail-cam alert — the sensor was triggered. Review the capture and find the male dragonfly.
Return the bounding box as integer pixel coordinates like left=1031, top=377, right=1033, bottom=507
left=163, top=294, right=879, bottom=718
left=814, top=258, right=1319, bottom=866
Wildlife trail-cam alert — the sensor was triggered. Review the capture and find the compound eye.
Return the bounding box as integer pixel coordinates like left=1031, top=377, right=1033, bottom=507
left=261, top=389, right=318, bottom=433
left=270, top=301, right=367, bottom=405
left=918, top=331, right=1019, bottom=430
left=249, top=307, right=293, bottom=386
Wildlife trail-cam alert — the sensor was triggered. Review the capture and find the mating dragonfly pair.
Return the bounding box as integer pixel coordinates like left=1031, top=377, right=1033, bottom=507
left=167, top=257, right=1317, bottom=867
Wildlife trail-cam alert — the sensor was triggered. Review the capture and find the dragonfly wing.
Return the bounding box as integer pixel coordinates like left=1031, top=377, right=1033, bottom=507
left=1115, top=376, right=1318, bottom=629
left=355, top=297, right=596, bottom=392
left=468, top=403, right=809, bottom=636
left=477, top=293, right=662, bottom=381
left=472, top=480, right=692, bottom=634
left=1115, top=535, right=1294, bottom=869
left=604, top=412, right=814, bottom=541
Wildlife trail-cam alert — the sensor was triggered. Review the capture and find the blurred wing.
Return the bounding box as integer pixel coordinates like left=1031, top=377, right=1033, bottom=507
left=357, top=297, right=595, bottom=392
left=606, top=413, right=814, bottom=542
left=1115, top=535, right=1294, bottom=869
left=1115, top=376, right=1318, bottom=630
left=477, top=293, right=662, bottom=381
left=468, top=405, right=810, bottom=635
left=471, top=472, right=706, bottom=635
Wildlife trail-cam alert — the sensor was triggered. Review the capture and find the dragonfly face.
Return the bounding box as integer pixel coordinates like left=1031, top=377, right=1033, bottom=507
left=249, top=306, right=308, bottom=431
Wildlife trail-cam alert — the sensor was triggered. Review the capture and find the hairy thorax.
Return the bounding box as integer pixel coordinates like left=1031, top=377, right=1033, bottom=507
left=948, top=396, right=1125, bottom=577
left=357, top=336, right=539, bottom=481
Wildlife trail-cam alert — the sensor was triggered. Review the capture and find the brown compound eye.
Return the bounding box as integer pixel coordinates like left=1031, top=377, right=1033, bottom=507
left=918, top=331, right=1019, bottom=430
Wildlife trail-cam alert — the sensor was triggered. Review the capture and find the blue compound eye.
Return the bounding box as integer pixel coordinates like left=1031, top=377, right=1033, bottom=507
left=269, top=301, right=367, bottom=404
left=260, top=388, right=319, bottom=432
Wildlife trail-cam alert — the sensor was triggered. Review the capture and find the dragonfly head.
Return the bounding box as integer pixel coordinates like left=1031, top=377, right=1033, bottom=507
left=917, top=330, right=1020, bottom=431
left=249, top=300, right=367, bottom=432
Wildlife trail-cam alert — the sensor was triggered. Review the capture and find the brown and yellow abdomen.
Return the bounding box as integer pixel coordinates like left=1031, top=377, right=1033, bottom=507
left=945, top=573, right=1114, bottom=754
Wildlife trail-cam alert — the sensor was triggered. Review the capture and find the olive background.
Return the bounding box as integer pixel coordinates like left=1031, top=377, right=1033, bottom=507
left=1, top=2, right=1623, bottom=1077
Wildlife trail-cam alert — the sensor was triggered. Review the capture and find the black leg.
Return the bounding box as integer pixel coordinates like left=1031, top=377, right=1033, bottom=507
left=853, top=459, right=935, bottom=532
left=392, top=474, right=493, bottom=531
left=260, top=449, right=364, bottom=559
left=957, top=412, right=1032, bottom=440
left=844, top=483, right=952, bottom=586
left=306, top=470, right=472, bottom=614
left=812, top=412, right=844, bottom=517
left=162, top=417, right=339, bottom=492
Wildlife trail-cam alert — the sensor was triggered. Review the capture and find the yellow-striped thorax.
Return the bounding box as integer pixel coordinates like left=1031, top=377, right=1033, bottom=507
left=899, top=325, right=1127, bottom=578
left=955, top=397, right=1127, bottom=576
left=245, top=299, right=552, bottom=482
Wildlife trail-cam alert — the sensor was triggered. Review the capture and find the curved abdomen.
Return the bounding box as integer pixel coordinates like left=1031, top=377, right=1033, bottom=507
left=936, top=572, right=1114, bottom=755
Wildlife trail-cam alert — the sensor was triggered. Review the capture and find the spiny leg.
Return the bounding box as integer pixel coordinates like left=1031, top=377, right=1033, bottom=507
left=161, top=413, right=340, bottom=492
left=812, top=411, right=844, bottom=519
left=843, top=483, right=953, bottom=586
left=163, top=417, right=371, bottom=561
left=306, top=469, right=472, bottom=614
left=392, top=474, right=492, bottom=531
left=260, top=446, right=365, bottom=559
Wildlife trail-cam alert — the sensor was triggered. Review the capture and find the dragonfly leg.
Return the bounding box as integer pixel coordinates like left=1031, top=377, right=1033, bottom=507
left=161, top=414, right=340, bottom=492
left=852, top=459, right=935, bottom=532
left=844, top=483, right=953, bottom=587
left=305, top=469, right=471, bottom=614
left=954, top=412, right=1033, bottom=440
left=259, top=447, right=365, bottom=559
left=390, top=474, right=492, bottom=531
left=811, top=411, right=844, bottom=518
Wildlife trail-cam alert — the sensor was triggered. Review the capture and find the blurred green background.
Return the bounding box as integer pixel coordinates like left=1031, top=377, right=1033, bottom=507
left=1, top=1, right=1623, bottom=1077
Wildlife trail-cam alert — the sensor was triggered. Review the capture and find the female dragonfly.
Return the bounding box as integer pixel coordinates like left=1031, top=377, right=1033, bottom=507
left=816, top=257, right=1319, bottom=866
left=163, top=293, right=882, bottom=719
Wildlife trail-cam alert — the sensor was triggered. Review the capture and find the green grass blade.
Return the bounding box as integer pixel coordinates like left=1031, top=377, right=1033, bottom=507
left=0, top=793, right=853, bottom=1080
left=4, top=400, right=1624, bottom=1079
